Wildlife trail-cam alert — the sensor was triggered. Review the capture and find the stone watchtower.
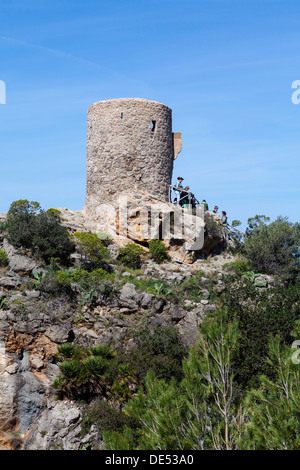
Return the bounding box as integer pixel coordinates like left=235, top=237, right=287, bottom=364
left=84, top=98, right=182, bottom=217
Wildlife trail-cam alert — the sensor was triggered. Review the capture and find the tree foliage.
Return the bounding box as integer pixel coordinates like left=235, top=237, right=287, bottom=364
left=220, top=275, right=300, bottom=389
left=104, top=312, right=300, bottom=451
left=117, top=243, right=145, bottom=269
left=104, top=310, right=245, bottom=450
left=4, top=200, right=74, bottom=263
left=241, top=335, right=300, bottom=450
left=242, top=216, right=300, bottom=284
left=148, top=239, right=168, bottom=263
left=73, top=232, right=109, bottom=270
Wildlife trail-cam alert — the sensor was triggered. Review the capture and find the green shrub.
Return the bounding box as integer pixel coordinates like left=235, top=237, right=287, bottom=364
left=110, top=364, right=137, bottom=403
left=131, top=277, right=172, bottom=297
left=225, top=257, right=252, bottom=274
left=56, top=270, right=71, bottom=287
left=59, top=360, right=85, bottom=381
left=232, top=220, right=242, bottom=227
left=74, top=232, right=109, bottom=270
left=62, top=267, right=115, bottom=301
left=88, top=344, right=115, bottom=359
left=90, top=268, right=114, bottom=283
left=220, top=275, right=300, bottom=389
left=37, top=268, right=73, bottom=296
left=4, top=199, right=74, bottom=263
left=46, top=208, right=61, bottom=219
left=5, top=200, right=41, bottom=249
left=148, top=239, right=168, bottom=263
left=8, top=199, right=41, bottom=218
left=174, top=270, right=216, bottom=304
left=84, top=356, right=108, bottom=378
left=82, top=400, right=139, bottom=440
left=245, top=214, right=271, bottom=237
left=97, top=232, right=113, bottom=247
left=57, top=343, right=83, bottom=360
left=117, top=243, right=145, bottom=269
left=52, top=343, right=134, bottom=401
left=242, top=216, right=300, bottom=284
left=68, top=266, right=113, bottom=288
left=120, top=324, right=186, bottom=385
left=241, top=334, right=300, bottom=450
left=0, top=249, right=8, bottom=267
left=68, top=266, right=91, bottom=284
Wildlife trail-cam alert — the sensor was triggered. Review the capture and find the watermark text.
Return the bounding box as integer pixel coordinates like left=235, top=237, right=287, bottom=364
left=0, top=80, right=6, bottom=104
left=291, top=80, right=300, bottom=104
left=291, top=340, right=300, bottom=365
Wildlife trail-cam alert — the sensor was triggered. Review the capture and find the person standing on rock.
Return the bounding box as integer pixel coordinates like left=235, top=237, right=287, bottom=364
left=174, top=177, right=184, bottom=204
left=180, top=186, right=190, bottom=208
left=201, top=199, right=209, bottom=212
left=221, top=211, right=228, bottom=225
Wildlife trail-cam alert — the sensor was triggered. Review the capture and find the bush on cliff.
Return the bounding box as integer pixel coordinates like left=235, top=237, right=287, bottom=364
left=148, top=239, right=168, bottom=263
left=36, top=263, right=115, bottom=301
left=4, top=200, right=75, bottom=264
left=73, top=232, right=109, bottom=270
left=117, top=243, right=145, bottom=269
left=52, top=343, right=136, bottom=402
left=220, top=275, right=300, bottom=389
left=241, top=215, right=300, bottom=285
left=0, top=249, right=8, bottom=267
left=103, top=313, right=300, bottom=451
left=119, top=324, right=186, bottom=386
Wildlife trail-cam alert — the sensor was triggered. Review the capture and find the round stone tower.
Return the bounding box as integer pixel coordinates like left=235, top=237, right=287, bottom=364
left=85, top=98, right=181, bottom=217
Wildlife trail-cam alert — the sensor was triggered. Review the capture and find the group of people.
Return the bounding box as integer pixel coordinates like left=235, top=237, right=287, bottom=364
left=203, top=202, right=228, bottom=225
left=173, top=177, right=228, bottom=225
left=173, top=176, right=197, bottom=209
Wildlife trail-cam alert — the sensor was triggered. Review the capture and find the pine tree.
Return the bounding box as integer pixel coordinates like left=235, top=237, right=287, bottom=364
left=240, top=333, right=300, bottom=450
left=183, top=310, right=245, bottom=450
left=104, top=309, right=246, bottom=450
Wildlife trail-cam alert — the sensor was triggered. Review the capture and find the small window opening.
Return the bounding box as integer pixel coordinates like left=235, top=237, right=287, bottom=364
left=121, top=112, right=124, bottom=119
left=151, top=120, right=156, bottom=132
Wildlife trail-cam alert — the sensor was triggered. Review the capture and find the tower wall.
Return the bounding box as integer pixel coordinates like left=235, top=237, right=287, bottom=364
left=85, top=98, right=178, bottom=216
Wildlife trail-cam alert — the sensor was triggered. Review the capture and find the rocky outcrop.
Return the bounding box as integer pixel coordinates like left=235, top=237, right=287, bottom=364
left=0, top=250, right=224, bottom=450
left=0, top=279, right=217, bottom=449
left=82, top=193, right=227, bottom=260
left=23, top=400, right=97, bottom=450
left=0, top=204, right=231, bottom=450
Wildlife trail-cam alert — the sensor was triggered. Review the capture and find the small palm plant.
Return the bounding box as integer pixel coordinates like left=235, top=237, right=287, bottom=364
left=88, top=344, right=115, bottom=360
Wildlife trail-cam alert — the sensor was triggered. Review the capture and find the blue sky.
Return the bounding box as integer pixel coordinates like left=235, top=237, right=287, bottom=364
left=0, top=0, right=299, bottom=229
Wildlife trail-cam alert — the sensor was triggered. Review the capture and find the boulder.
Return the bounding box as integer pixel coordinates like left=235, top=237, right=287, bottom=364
left=23, top=400, right=87, bottom=450
left=118, top=283, right=143, bottom=311
left=2, top=239, right=41, bottom=274
left=8, top=254, right=39, bottom=274
left=83, top=193, right=207, bottom=255
left=45, top=325, right=74, bottom=344
left=169, top=304, right=186, bottom=321
left=0, top=276, right=22, bottom=289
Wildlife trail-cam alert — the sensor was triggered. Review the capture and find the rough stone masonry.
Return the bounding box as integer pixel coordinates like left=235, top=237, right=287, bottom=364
left=84, top=98, right=182, bottom=219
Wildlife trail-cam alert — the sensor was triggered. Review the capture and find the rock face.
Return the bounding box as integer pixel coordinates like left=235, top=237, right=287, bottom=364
left=85, top=98, right=182, bottom=216
left=2, top=239, right=41, bottom=274
left=83, top=192, right=209, bottom=259
left=23, top=400, right=93, bottom=451
left=0, top=282, right=214, bottom=449
left=0, top=200, right=229, bottom=450
left=0, top=229, right=230, bottom=449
